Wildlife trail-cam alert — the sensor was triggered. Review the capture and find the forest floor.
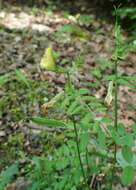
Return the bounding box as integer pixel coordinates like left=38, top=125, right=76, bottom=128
left=0, top=2, right=136, bottom=190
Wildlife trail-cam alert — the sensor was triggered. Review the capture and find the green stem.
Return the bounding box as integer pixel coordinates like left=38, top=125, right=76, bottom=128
left=66, top=68, right=90, bottom=189
left=86, top=147, right=90, bottom=175
left=110, top=58, right=118, bottom=190
left=71, top=116, right=89, bottom=189
left=110, top=12, right=120, bottom=188
left=114, top=58, right=118, bottom=161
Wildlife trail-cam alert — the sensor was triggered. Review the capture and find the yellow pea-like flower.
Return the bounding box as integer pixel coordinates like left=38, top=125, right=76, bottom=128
left=40, top=47, right=56, bottom=71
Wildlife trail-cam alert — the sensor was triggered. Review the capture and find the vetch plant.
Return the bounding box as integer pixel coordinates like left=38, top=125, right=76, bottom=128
left=30, top=17, right=136, bottom=190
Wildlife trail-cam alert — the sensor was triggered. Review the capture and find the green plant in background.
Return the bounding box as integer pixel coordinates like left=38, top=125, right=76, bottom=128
left=112, top=0, right=136, bottom=33
left=57, top=24, right=90, bottom=41
left=0, top=163, right=19, bottom=190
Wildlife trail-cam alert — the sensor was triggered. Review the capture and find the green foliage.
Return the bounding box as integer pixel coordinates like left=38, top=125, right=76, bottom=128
left=31, top=117, right=68, bottom=128
left=77, top=14, right=94, bottom=27
left=113, top=3, right=136, bottom=31
left=122, top=146, right=133, bottom=163
left=116, top=7, right=136, bottom=20
left=30, top=18, right=136, bottom=189
left=121, top=166, right=134, bottom=186
left=58, top=24, right=90, bottom=40
left=0, top=163, right=19, bottom=190
left=0, top=74, right=9, bottom=86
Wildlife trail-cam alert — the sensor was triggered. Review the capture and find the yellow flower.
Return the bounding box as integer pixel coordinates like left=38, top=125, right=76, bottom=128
left=40, top=47, right=56, bottom=71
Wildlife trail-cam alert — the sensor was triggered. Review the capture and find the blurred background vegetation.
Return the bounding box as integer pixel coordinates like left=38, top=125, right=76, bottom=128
left=1, top=0, right=136, bottom=33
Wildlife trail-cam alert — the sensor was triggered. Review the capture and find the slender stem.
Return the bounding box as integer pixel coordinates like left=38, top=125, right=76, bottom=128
left=110, top=58, right=118, bottom=189
left=66, top=67, right=90, bottom=189
left=110, top=11, right=121, bottom=188
left=114, top=58, right=118, bottom=162
left=71, top=116, right=89, bottom=189
left=66, top=71, right=72, bottom=92
left=114, top=59, right=118, bottom=131
left=86, top=147, right=90, bottom=174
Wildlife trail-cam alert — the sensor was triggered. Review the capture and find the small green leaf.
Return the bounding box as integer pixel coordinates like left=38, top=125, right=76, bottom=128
left=80, top=132, right=89, bottom=151
left=67, top=100, right=78, bottom=114
left=121, top=166, right=134, bottom=186
left=92, top=68, right=101, bottom=78
left=122, top=76, right=136, bottom=81
left=121, top=134, right=134, bottom=147
left=122, top=146, right=133, bottom=163
left=105, top=75, right=116, bottom=81
left=118, top=78, right=136, bottom=88
left=71, top=106, right=82, bottom=115
left=15, top=69, right=30, bottom=87
left=98, top=129, right=106, bottom=148
left=79, top=88, right=90, bottom=95
left=31, top=117, right=67, bottom=128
